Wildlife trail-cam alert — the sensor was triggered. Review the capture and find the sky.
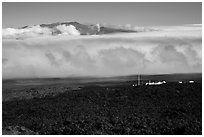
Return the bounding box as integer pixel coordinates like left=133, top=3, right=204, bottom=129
left=2, top=2, right=202, bottom=28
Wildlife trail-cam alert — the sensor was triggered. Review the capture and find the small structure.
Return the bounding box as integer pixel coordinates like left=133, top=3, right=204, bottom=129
left=189, top=80, right=194, bottom=83
left=145, top=81, right=166, bottom=86
left=132, top=84, right=137, bottom=87
left=132, top=74, right=141, bottom=87
left=178, top=81, right=183, bottom=84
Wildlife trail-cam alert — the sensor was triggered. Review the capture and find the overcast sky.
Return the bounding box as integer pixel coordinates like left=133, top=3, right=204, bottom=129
left=3, top=2, right=202, bottom=28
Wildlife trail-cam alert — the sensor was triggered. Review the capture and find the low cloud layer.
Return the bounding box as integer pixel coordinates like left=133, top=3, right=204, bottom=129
left=2, top=24, right=80, bottom=39
left=2, top=25, right=202, bottom=79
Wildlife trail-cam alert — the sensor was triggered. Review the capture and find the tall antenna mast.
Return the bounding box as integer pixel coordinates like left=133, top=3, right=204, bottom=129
left=138, top=74, right=140, bottom=86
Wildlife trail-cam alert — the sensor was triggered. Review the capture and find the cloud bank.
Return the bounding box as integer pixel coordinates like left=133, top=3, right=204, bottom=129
left=56, top=24, right=80, bottom=36
left=2, top=24, right=80, bottom=39
left=2, top=25, right=202, bottom=79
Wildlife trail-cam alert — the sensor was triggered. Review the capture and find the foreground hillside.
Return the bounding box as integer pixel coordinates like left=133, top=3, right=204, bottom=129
left=2, top=81, right=202, bottom=135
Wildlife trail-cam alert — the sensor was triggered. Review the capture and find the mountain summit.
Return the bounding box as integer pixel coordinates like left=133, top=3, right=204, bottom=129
left=23, top=21, right=137, bottom=35
left=3, top=21, right=137, bottom=39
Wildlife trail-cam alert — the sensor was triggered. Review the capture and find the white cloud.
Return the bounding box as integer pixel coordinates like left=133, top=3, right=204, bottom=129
left=2, top=25, right=52, bottom=39
left=2, top=25, right=202, bottom=79
left=56, top=24, right=80, bottom=36
left=2, top=24, right=81, bottom=39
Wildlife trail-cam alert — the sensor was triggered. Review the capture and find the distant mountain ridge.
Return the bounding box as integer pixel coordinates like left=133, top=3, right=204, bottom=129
left=3, top=22, right=201, bottom=40
left=21, top=21, right=137, bottom=35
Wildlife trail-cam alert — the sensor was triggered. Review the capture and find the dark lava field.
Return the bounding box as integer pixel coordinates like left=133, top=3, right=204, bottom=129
left=2, top=73, right=202, bottom=135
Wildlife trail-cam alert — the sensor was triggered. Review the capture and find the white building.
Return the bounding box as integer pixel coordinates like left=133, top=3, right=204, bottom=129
left=189, top=80, right=194, bottom=83
left=178, top=81, right=183, bottom=84
left=145, top=81, right=166, bottom=86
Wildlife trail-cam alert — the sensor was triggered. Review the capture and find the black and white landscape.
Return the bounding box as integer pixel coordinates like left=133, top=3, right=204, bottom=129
left=2, top=2, right=202, bottom=135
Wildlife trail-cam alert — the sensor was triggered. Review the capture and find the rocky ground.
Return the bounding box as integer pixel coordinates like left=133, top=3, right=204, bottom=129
left=2, top=82, right=202, bottom=135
